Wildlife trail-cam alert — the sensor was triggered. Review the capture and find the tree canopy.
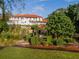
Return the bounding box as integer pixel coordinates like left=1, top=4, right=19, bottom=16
left=47, top=9, right=75, bottom=37
left=0, top=0, right=25, bottom=20
left=67, top=3, right=79, bottom=33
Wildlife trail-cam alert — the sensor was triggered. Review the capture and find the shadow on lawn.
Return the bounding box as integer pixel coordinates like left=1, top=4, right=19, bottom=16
left=0, top=46, right=5, bottom=50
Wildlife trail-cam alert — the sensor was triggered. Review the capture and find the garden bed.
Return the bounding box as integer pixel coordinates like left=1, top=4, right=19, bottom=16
left=27, top=44, right=79, bottom=52
left=1, top=43, right=79, bottom=52
left=10, top=40, right=79, bottom=52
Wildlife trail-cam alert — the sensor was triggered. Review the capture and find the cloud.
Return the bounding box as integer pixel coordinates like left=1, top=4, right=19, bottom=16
left=34, top=6, right=46, bottom=11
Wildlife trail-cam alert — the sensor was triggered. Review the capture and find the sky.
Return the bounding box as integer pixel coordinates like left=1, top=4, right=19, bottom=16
left=12, top=0, right=79, bottom=18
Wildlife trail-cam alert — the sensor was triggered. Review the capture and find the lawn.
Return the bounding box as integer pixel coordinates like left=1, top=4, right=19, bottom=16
left=0, top=47, right=79, bottom=59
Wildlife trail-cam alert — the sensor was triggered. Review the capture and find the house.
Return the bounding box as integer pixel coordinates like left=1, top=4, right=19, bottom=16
left=7, top=14, right=48, bottom=27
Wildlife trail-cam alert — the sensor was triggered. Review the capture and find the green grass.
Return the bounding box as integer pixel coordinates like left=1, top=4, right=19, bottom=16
left=0, top=47, right=79, bottom=59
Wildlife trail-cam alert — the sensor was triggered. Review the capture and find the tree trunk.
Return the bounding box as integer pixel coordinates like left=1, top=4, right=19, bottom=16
left=2, top=0, right=5, bottom=21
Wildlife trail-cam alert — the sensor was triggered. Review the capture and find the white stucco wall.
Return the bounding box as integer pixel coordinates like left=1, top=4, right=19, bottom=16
left=8, top=17, right=46, bottom=25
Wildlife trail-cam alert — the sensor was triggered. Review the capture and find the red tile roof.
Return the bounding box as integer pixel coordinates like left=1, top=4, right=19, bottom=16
left=14, top=14, right=43, bottom=18
left=42, top=19, right=48, bottom=23
left=38, top=25, right=46, bottom=29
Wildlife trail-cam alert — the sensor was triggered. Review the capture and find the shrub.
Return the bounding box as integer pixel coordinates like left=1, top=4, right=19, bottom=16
left=22, top=35, right=27, bottom=40
left=64, top=37, right=75, bottom=43
left=0, top=32, right=15, bottom=46
left=0, top=32, right=13, bottom=40
left=0, top=21, right=9, bottom=33
left=26, top=33, right=32, bottom=40
left=12, top=34, right=19, bottom=40
left=46, top=36, right=53, bottom=45
left=31, top=35, right=40, bottom=45
left=52, top=37, right=66, bottom=45
left=52, top=38, right=57, bottom=45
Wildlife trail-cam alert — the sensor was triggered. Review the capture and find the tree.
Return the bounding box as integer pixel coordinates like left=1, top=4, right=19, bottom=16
left=47, top=9, right=75, bottom=38
left=0, top=0, right=25, bottom=32
left=67, top=3, right=79, bottom=33
left=0, top=21, right=9, bottom=33
left=0, top=0, right=25, bottom=21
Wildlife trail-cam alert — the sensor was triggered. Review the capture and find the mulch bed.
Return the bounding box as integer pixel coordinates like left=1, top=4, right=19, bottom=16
left=13, top=40, right=79, bottom=52
left=4, top=42, right=79, bottom=52
left=25, top=44, right=79, bottom=52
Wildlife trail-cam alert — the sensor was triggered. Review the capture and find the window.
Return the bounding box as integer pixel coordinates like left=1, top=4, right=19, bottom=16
left=40, top=18, right=42, bottom=21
